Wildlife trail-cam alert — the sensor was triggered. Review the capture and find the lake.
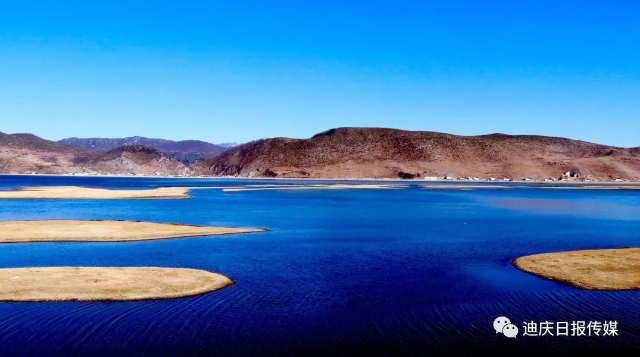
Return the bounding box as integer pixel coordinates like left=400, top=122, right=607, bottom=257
left=0, top=175, right=639, bottom=356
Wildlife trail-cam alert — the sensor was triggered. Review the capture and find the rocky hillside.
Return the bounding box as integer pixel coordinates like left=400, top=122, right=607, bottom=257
left=73, top=145, right=190, bottom=176
left=59, top=136, right=229, bottom=164
left=194, top=127, right=640, bottom=181
left=1, top=131, right=85, bottom=174
left=0, top=132, right=188, bottom=176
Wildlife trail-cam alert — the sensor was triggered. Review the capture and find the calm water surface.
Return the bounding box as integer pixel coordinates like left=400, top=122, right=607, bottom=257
left=0, top=176, right=639, bottom=356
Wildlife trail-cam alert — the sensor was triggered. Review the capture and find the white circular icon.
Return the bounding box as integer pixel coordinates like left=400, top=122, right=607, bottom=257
left=493, top=316, right=511, bottom=334
left=502, top=323, right=519, bottom=338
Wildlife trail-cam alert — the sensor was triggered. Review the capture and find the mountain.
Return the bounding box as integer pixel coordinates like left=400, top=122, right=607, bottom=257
left=59, top=136, right=229, bottom=164
left=0, top=131, right=87, bottom=174
left=194, top=127, right=640, bottom=180
left=217, top=142, right=239, bottom=148
left=0, top=132, right=188, bottom=175
left=4, top=128, right=639, bottom=180
left=73, top=145, right=190, bottom=176
left=1, top=132, right=83, bottom=154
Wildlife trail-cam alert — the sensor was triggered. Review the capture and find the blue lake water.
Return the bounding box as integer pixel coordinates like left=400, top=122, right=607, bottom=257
left=1, top=175, right=639, bottom=356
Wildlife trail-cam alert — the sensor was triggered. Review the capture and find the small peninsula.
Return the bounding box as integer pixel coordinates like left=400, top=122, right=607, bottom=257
left=513, top=248, right=640, bottom=290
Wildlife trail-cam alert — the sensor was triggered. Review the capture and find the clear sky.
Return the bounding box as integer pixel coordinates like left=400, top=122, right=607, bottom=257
left=1, top=1, right=638, bottom=146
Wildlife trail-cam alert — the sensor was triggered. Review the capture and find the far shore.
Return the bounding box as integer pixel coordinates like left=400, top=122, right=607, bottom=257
left=0, top=220, right=265, bottom=244
left=2, top=173, right=639, bottom=184
left=1, top=174, right=639, bottom=194
left=513, top=248, right=640, bottom=290
left=0, top=267, right=233, bottom=301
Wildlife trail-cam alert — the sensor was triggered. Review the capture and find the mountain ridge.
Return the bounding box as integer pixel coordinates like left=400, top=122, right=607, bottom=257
left=194, top=127, right=640, bottom=180
left=2, top=128, right=639, bottom=180
left=0, top=132, right=188, bottom=176
left=59, top=136, right=230, bottom=164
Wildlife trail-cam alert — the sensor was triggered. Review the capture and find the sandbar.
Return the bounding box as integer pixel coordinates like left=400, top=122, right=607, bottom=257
left=513, top=248, right=640, bottom=290
left=0, top=186, right=190, bottom=199
left=421, top=184, right=511, bottom=190
left=0, top=267, right=232, bottom=301
left=0, top=220, right=264, bottom=244
left=222, top=184, right=406, bottom=192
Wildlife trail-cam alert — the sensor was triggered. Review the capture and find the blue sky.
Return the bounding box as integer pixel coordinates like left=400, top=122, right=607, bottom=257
left=1, top=1, right=638, bottom=146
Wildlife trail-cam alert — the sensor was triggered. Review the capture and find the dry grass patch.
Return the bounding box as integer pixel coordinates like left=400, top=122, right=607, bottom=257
left=513, top=248, right=640, bottom=290
left=0, top=186, right=191, bottom=199
left=0, top=220, right=265, bottom=244
left=0, top=267, right=232, bottom=301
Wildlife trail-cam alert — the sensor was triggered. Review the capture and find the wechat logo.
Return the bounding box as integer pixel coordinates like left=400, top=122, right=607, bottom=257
left=494, top=316, right=519, bottom=338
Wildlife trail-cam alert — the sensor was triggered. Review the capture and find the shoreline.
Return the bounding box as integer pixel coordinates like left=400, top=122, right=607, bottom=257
left=2, top=173, right=639, bottom=184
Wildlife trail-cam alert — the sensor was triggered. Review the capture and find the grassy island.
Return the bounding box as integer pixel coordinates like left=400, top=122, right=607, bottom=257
left=0, top=220, right=265, bottom=244
left=513, top=248, right=640, bottom=290
left=0, top=267, right=232, bottom=301
left=0, top=186, right=191, bottom=199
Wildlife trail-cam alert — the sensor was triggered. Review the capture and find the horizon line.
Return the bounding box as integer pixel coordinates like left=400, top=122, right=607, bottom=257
left=2, top=127, right=638, bottom=149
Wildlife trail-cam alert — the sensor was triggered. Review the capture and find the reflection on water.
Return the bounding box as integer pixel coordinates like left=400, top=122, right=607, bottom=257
left=0, top=176, right=639, bottom=355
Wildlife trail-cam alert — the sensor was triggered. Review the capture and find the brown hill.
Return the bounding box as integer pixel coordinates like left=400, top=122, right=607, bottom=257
left=0, top=132, right=188, bottom=176
left=0, top=131, right=86, bottom=174
left=0, top=131, right=83, bottom=154
left=194, top=127, right=640, bottom=181
left=75, top=145, right=189, bottom=175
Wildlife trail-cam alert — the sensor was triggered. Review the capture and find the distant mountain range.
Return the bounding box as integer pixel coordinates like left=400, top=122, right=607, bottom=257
left=58, top=136, right=234, bottom=164
left=2, top=128, right=639, bottom=180
left=194, top=127, right=640, bottom=181
left=0, top=131, right=190, bottom=176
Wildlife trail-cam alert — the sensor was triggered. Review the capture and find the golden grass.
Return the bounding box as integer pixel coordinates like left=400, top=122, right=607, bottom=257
left=0, top=267, right=232, bottom=301
left=0, top=220, right=264, bottom=244
left=221, top=184, right=406, bottom=192
left=513, top=248, right=640, bottom=290
left=0, top=186, right=190, bottom=199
